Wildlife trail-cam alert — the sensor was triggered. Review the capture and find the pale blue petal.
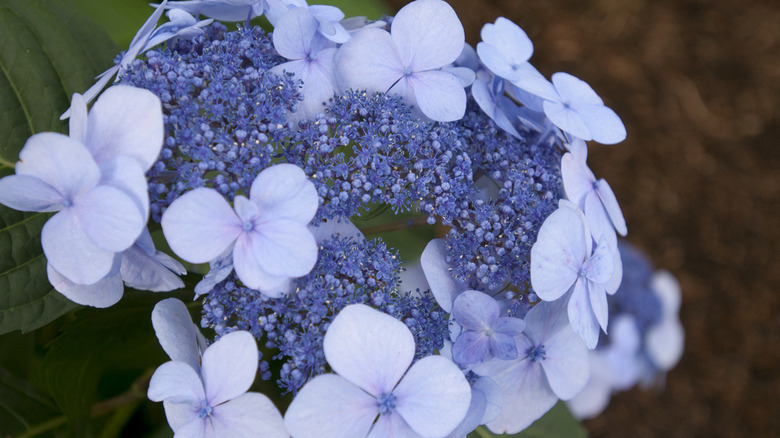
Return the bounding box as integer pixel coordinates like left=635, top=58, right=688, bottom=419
left=472, top=78, right=521, bottom=138
left=60, top=67, right=119, bottom=120
left=273, top=7, right=319, bottom=60
left=493, top=317, right=525, bottom=337
left=263, top=0, right=299, bottom=26
left=162, top=1, right=262, bottom=21
left=539, top=309, right=590, bottom=400
left=162, top=400, right=198, bottom=432
left=210, top=393, right=288, bottom=438
left=73, top=185, right=144, bottom=252
left=42, top=209, right=115, bottom=285
left=566, top=354, right=612, bottom=419
left=509, top=63, right=557, bottom=101
left=561, top=152, right=595, bottom=207
left=308, top=219, right=364, bottom=244
left=473, top=376, right=503, bottom=424
left=410, top=69, right=467, bottom=122
left=334, top=27, right=403, bottom=95
left=479, top=18, right=533, bottom=71
left=0, top=175, right=64, bottom=212
left=323, top=304, right=414, bottom=397
left=148, top=360, right=205, bottom=403
left=194, top=248, right=234, bottom=296
left=201, top=331, right=258, bottom=406
left=442, top=66, right=475, bottom=87
left=521, top=299, right=569, bottom=344
left=452, top=331, right=489, bottom=366
left=583, top=237, right=614, bottom=285
left=15, top=133, right=100, bottom=200
left=568, top=280, right=600, bottom=349
left=132, top=0, right=170, bottom=48
left=543, top=100, right=592, bottom=141
left=122, top=234, right=185, bottom=292
left=574, top=103, right=626, bottom=145
left=47, top=260, right=124, bottom=308
left=249, top=163, right=318, bottom=224
left=367, top=412, right=419, bottom=438
left=68, top=93, right=88, bottom=143
left=453, top=290, right=498, bottom=331
left=445, top=386, right=485, bottom=438
left=272, top=47, right=337, bottom=121
left=594, top=178, right=627, bottom=235
left=605, top=242, right=622, bottom=295
left=151, top=298, right=203, bottom=371
left=161, top=187, right=242, bottom=263
left=483, top=360, right=557, bottom=435
left=391, top=0, right=464, bottom=71
left=248, top=219, right=318, bottom=276
left=489, top=332, right=518, bottom=361
left=309, top=4, right=343, bottom=22
left=653, top=270, right=682, bottom=314
left=588, top=280, right=609, bottom=333
left=174, top=417, right=209, bottom=438
left=530, top=205, right=587, bottom=301
left=85, top=85, right=164, bottom=170
left=98, top=155, right=150, bottom=220
left=394, top=356, right=471, bottom=437
left=284, top=374, right=377, bottom=438
left=232, top=234, right=290, bottom=292
left=420, top=238, right=460, bottom=312
left=647, top=271, right=684, bottom=370
left=551, top=72, right=603, bottom=106
left=564, top=138, right=588, bottom=162
left=314, top=18, right=350, bottom=44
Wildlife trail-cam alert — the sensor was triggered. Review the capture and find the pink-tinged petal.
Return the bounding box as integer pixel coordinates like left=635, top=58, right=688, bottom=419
left=393, top=356, right=471, bottom=437
left=42, top=209, right=115, bottom=284
left=201, top=331, right=258, bottom=406
left=420, top=238, right=460, bottom=312
left=85, top=85, right=163, bottom=169
left=148, top=361, right=205, bottom=404
left=453, top=290, right=498, bottom=331
left=161, top=187, right=242, bottom=263
left=284, top=374, right=377, bottom=438
left=572, top=103, right=626, bottom=145
left=410, top=70, right=466, bottom=122
left=152, top=298, right=203, bottom=371
left=74, top=185, right=144, bottom=252
left=588, top=281, right=609, bottom=333
left=391, top=0, right=464, bottom=71
left=539, top=318, right=590, bottom=400
left=15, top=133, right=100, bottom=199
left=530, top=206, right=588, bottom=301
left=551, top=72, right=603, bottom=106
left=47, top=260, right=123, bottom=308
left=0, top=175, right=64, bottom=212
left=323, top=304, right=414, bottom=397
left=273, top=7, right=319, bottom=60
left=543, top=100, right=592, bottom=141
left=162, top=400, right=199, bottom=432
left=483, top=359, right=557, bottom=435
left=561, top=152, right=596, bottom=207
left=594, top=178, right=627, bottom=236
left=452, top=331, right=490, bottom=366
left=568, top=280, right=600, bottom=350
left=334, top=27, right=404, bottom=94
left=251, top=219, right=318, bottom=276
left=210, top=393, right=288, bottom=438
left=249, top=163, right=318, bottom=224
left=583, top=238, right=614, bottom=285
left=68, top=93, right=88, bottom=143
left=98, top=156, right=150, bottom=220
left=366, top=412, right=419, bottom=438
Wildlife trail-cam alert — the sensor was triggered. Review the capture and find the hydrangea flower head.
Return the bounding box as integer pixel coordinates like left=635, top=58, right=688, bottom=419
left=562, top=152, right=627, bottom=238
left=162, top=163, right=318, bottom=294
left=284, top=304, right=471, bottom=438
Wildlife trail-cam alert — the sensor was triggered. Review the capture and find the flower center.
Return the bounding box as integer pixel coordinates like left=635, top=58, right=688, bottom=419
left=198, top=400, right=213, bottom=419
left=61, top=199, right=72, bottom=208
left=403, top=67, right=413, bottom=77
left=527, top=344, right=547, bottom=362
left=377, top=392, right=397, bottom=415
left=242, top=220, right=254, bottom=231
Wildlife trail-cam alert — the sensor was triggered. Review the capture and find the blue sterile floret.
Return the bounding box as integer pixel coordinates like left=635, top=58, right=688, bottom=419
left=119, top=23, right=301, bottom=222
left=201, top=235, right=449, bottom=394
left=608, top=241, right=663, bottom=335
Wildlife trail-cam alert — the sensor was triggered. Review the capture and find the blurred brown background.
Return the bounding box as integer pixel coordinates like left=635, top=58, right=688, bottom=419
left=386, top=0, right=780, bottom=436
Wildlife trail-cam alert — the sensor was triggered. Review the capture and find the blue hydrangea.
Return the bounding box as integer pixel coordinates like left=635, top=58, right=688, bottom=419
left=201, top=235, right=449, bottom=394
left=608, top=241, right=663, bottom=335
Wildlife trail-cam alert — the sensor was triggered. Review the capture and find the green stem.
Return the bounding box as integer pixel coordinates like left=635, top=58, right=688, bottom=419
left=358, top=216, right=431, bottom=236
left=17, top=370, right=154, bottom=438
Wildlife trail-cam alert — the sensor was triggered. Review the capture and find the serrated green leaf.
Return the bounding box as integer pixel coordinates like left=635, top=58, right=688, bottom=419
left=468, top=402, right=587, bottom=438
left=41, top=291, right=176, bottom=420
left=0, top=0, right=120, bottom=334
left=0, top=365, right=61, bottom=435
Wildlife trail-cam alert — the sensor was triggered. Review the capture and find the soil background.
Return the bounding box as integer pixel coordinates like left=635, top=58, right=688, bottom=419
left=385, top=0, right=780, bottom=436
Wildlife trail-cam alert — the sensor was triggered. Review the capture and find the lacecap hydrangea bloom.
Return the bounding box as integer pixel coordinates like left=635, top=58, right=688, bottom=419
left=0, top=0, right=686, bottom=436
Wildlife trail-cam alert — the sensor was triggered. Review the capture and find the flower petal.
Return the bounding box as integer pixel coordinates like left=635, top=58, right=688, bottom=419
left=594, top=178, right=627, bottom=236
left=489, top=332, right=519, bottom=361
left=538, top=320, right=589, bottom=400
left=247, top=219, right=318, bottom=277
left=568, top=280, right=600, bottom=349
left=453, top=290, right=499, bottom=331
left=161, top=187, right=242, bottom=264
left=543, top=100, right=592, bottom=141
left=551, top=72, right=603, bottom=106
left=574, top=103, right=626, bottom=145
left=391, top=0, right=464, bottom=71
left=151, top=298, right=203, bottom=371
left=0, top=175, right=64, bottom=212
left=249, top=163, right=319, bottom=224
left=41, top=208, right=115, bottom=284
left=232, top=236, right=291, bottom=292
left=323, top=304, right=414, bottom=397
left=394, top=356, right=471, bottom=437
left=162, top=400, right=199, bottom=432
left=85, top=85, right=163, bottom=170
left=201, top=331, right=258, bottom=406
left=284, top=374, right=377, bottom=438
left=452, top=331, right=490, bottom=366
left=148, top=361, right=205, bottom=404
left=47, top=260, right=124, bottom=308
left=366, top=412, right=419, bottom=438
left=334, top=27, right=403, bottom=94
left=74, top=185, right=145, bottom=252
left=210, top=393, right=288, bottom=438
left=273, top=7, right=319, bottom=60
left=98, top=156, right=150, bottom=220
left=588, top=281, right=609, bottom=333
left=530, top=205, right=588, bottom=301
left=420, top=238, right=460, bottom=312
left=68, top=93, right=88, bottom=143
left=561, top=152, right=595, bottom=207
left=121, top=243, right=185, bottom=292
left=410, top=69, right=467, bottom=122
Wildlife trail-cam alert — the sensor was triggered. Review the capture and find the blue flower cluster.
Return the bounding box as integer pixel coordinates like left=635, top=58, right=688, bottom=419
left=201, top=234, right=448, bottom=394
left=119, top=23, right=301, bottom=221
left=609, top=241, right=663, bottom=334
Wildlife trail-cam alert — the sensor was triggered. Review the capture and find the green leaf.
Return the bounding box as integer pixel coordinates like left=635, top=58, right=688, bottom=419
left=0, top=0, right=120, bottom=334
left=41, top=291, right=174, bottom=420
left=0, top=365, right=61, bottom=435
left=468, top=402, right=587, bottom=438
